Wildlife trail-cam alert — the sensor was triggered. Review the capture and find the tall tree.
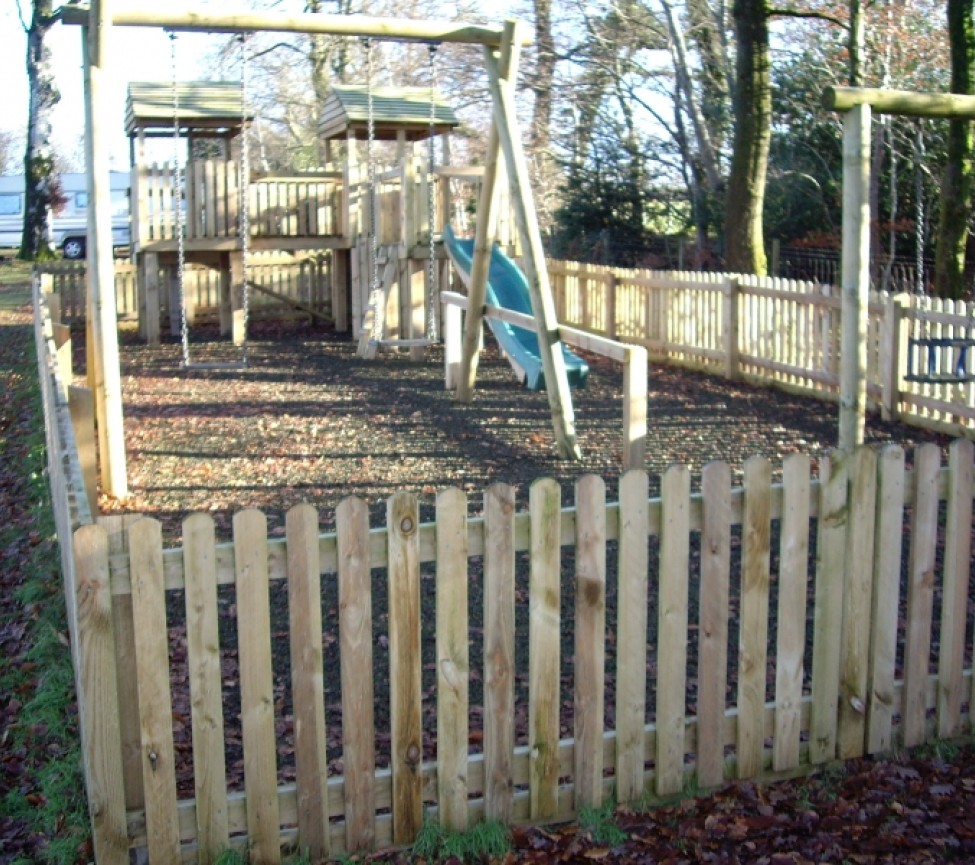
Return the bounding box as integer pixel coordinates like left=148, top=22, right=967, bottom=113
left=934, top=0, right=975, bottom=299
left=724, top=0, right=771, bottom=274
left=19, top=0, right=61, bottom=260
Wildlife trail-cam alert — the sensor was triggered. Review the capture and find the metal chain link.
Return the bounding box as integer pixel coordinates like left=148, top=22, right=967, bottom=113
left=365, top=38, right=383, bottom=344
left=170, top=31, right=190, bottom=369
left=426, top=43, right=439, bottom=343
left=239, top=33, right=251, bottom=366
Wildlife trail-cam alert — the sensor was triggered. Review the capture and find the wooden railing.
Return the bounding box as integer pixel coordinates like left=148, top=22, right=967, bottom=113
left=67, top=442, right=974, bottom=863
left=132, top=161, right=344, bottom=245
left=547, top=260, right=975, bottom=437
left=38, top=254, right=331, bottom=327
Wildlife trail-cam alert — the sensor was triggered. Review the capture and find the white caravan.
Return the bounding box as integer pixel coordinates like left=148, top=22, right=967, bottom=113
left=0, top=171, right=131, bottom=258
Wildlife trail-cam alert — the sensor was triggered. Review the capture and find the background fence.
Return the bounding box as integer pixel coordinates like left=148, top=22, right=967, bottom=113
left=547, top=261, right=975, bottom=437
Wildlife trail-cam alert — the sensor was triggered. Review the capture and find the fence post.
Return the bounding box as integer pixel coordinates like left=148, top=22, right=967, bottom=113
left=443, top=298, right=462, bottom=390
left=723, top=279, right=740, bottom=381
left=880, top=292, right=908, bottom=422
left=622, top=346, right=647, bottom=471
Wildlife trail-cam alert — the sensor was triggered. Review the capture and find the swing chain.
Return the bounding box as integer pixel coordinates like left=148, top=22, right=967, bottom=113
left=364, top=38, right=384, bottom=345
left=239, top=32, right=251, bottom=366
left=170, top=31, right=190, bottom=369
left=426, top=43, right=439, bottom=343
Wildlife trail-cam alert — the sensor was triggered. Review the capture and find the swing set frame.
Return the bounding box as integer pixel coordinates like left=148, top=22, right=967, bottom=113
left=66, top=2, right=582, bottom=500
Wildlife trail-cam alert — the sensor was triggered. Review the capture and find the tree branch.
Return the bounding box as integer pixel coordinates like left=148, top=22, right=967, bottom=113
left=768, top=7, right=847, bottom=30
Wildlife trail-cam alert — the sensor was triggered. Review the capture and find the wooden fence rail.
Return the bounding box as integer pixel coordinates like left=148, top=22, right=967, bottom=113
left=70, top=441, right=974, bottom=863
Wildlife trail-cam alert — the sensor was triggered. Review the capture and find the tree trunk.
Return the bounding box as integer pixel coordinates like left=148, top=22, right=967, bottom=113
left=20, top=0, right=61, bottom=261
left=934, top=0, right=975, bottom=300
left=724, top=0, right=770, bottom=274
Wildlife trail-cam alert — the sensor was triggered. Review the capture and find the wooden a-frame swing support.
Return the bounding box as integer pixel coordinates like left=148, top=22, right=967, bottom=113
left=64, top=4, right=582, bottom=495
left=822, top=85, right=975, bottom=452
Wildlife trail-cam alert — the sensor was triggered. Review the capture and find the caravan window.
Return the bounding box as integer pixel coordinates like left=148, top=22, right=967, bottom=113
left=75, top=192, right=89, bottom=210
left=0, top=194, right=22, bottom=216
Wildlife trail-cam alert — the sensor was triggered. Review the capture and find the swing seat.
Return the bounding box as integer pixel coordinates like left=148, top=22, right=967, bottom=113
left=904, top=335, right=975, bottom=384
left=182, top=361, right=250, bottom=372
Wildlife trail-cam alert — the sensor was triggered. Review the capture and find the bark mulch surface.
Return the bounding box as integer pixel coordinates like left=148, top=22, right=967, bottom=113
left=96, top=318, right=952, bottom=543
left=9, top=308, right=971, bottom=864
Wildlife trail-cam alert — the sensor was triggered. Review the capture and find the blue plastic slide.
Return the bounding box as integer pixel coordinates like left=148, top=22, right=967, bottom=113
left=443, top=225, right=589, bottom=390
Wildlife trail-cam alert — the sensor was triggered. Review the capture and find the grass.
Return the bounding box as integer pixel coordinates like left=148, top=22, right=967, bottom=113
left=409, top=817, right=512, bottom=864
left=0, top=257, right=34, bottom=290
left=578, top=797, right=628, bottom=847
left=0, top=290, right=91, bottom=863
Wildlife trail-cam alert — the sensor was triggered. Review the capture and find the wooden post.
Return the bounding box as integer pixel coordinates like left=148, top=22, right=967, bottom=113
left=481, top=20, right=581, bottom=459
left=443, top=297, right=462, bottom=389
left=838, top=103, right=871, bottom=451
left=142, top=251, right=160, bottom=346
left=881, top=292, right=907, bottom=422
left=723, top=278, right=741, bottom=381
left=331, top=249, right=349, bottom=332
left=622, top=346, right=647, bottom=471
left=69, top=385, right=99, bottom=518
left=229, top=252, right=245, bottom=345
left=82, top=0, right=127, bottom=498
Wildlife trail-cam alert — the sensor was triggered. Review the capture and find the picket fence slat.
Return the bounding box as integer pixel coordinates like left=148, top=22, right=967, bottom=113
left=484, top=483, right=516, bottom=822
left=183, top=513, right=230, bottom=861
left=574, top=475, right=607, bottom=809
left=902, top=444, right=942, bottom=747
left=772, top=454, right=810, bottom=772
left=234, top=509, right=282, bottom=864
left=696, top=461, right=732, bottom=788
left=436, top=488, right=470, bottom=832
left=285, top=504, right=330, bottom=859
left=128, top=518, right=181, bottom=861
left=937, top=439, right=974, bottom=737
left=614, top=469, right=649, bottom=803
left=737, top=457, right=772, bottom=778
left=73, top=524, right=129, bottom=865
left=809, top=451, right=848, bottom=764
left=866, top=446, right=906, bottom=754
left=656, top=465, right=690, bottom=796
left=836, top=448, right=877, bottom=760
left=528, top=478, right=561, bottom=820
left=388, top=492, right=424, bottom=845
left=336, top=497, right=376, bottom=853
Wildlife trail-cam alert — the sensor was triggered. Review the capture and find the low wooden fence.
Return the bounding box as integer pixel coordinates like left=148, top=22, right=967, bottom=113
left=547, top=260, right=975, bottom=437
left=71, top=443, right=973, bottom=864
left=30, top=269, right=975, bottom=863
left=36, top=254, right=332, bottom=328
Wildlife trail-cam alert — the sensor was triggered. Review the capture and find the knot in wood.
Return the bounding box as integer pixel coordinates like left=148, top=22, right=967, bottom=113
left=406, top=743, right=421, bottom=766
left=399, top=516, right=415, bottom=535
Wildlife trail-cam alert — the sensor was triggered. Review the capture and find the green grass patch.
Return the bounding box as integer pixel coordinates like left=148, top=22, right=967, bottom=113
left=0, top=308, right=90, bottom=863
left=578, top=797, right=628, bottom=847
left=410, top=817, right=512, bottom=864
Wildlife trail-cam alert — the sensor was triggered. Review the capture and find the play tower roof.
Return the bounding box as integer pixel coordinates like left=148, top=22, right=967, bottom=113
left=319, top=85, right=460, bottom=142
left=125, top=81, right=254, bottom=137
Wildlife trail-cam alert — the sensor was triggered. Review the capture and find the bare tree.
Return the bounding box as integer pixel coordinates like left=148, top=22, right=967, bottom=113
left=19, top=0, right=62, bottom=260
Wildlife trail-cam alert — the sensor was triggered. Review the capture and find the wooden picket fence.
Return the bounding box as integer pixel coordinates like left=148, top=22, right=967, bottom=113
left=30, top=269, right=975, bottom=864
left=36, top=253, right=332, bottom=327
left=69, top=441, right=974, bottom=864
left=547, top=261, right=975, bottom=437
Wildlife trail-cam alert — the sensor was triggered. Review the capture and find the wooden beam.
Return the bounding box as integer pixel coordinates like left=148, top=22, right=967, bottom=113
left=83, top=0, right=128, bottom=498
left=823, top=85, right=975, bottom=118
left=455, top=43, right=508, bottom=404
left=58, top=5, right=529, bottom=48
left=838, top=103, right=871, bottom=452
left=483, top=21, right=581, bottom=460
